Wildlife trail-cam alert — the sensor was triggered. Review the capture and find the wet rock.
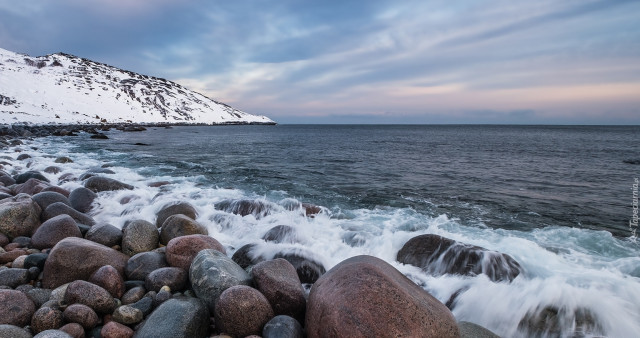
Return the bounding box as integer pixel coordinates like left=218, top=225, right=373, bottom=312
left=42, top=238, right=128, bottom=289
left=396, top=234, right=522, bottom=282
left=58, top=323, right=84, bottom=338
left=57, top=173, right=76, bottom=184
left=133, top=297, right=209, bottom=338
left=458, top=321, right=500, bottom=338
left=84, top=177, right=133, bottom=193
left=54, top=157, right=73, bottom=164
left=14, top=171, right=49, bottom=184
left=215, top=199, right=276, bottom=219
left=32, top=192, right=71, bottom=212
left=122, top=220, right=158, bottom=256
left=112, top=305, right=143, bottom=325
left=302, top=203, right=323, bottom=217
left=145, top=267, right=187, bottom=292
left=121, top=286, right=146, bottom=305
left=306, top=255, right=459, bottom=338
left=0, top=289, right=36, bottom=327
left=64, top=280, right=116, bottom=314
left=101, top=321, right=133, bottom=338
left=189, top=249, right=251, bottom=312
left=0, top=268, right=30, bottom=288
left=32, top=215, right=82, bottom=250
left=155, top=202, right=198, bottom=228
left=0, top=324, right=32, bottom=338
left=231, top=243, right=263, bottom=269
left=251, top=258, right=306, bottom=321
left=125, top=251, right=168, bottom=281
left=43, top=202, right=95, bottom=226
left=262, top=315, right=304, bottom=338
left=31, top=307, right=63, bottom=333
left=16, top=154, right=31, bottom=161
left=215, top=285, right=274, bottom=337
left=159, top=214, right=207, bottom=245
left=274, top=252, right=326, bottom=284
left=68, top=187, right=96, bottom=213
left=43, top=166, right=61, bottom=174
left=12, top=178, right=52, bottom=195
left=90, top=134, right=109, bottom=140
left=0, top=194, right=41, bottom=239
left=517, top=306, right=604, bottom=338
left=166, top=234, right=225, bottom=271
left=84, top=223, right=122, bottom=248
left=26, top=288, right=52, bottom=309
left=89, top=265, right=125, bottom=299
left=262, top=225, right=298, bottom=244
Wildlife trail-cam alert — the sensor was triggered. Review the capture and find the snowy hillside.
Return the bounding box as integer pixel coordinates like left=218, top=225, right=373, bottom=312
left=0, top=48, right=275, bottom=125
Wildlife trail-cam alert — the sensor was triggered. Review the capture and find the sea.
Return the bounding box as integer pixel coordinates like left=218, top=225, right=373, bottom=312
left=24, top=124, right=640, bottom=337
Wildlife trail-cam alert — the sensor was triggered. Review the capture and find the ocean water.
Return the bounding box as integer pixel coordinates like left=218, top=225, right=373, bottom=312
left=21, top=125, right=640, bottom=337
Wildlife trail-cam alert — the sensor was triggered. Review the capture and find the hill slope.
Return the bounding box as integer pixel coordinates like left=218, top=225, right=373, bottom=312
left=0, top=48, right=274, bottom=125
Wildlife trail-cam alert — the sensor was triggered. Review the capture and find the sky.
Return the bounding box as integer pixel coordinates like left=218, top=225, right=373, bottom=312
left=1, top=0, right=639, bottom=124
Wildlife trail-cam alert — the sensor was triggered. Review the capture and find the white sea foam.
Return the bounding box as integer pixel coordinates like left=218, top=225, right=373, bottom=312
left=11, top=136, right=640, bottom=338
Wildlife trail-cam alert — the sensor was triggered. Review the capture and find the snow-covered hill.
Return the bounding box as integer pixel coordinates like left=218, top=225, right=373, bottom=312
left=0, top=48, right=275, bottom=125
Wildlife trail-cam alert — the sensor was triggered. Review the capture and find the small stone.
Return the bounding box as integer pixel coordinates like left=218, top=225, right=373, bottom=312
left=31, top=306, right=64, bottom=334
left=262, top=315, right=304, bottom=338
left=112, top=305, right=143, bottom=325
left=125, top=251, right=167, bottom=281
left=26, top=288, right=53, bottom=308
left=43, top=166, right=62, bottom=174
left=0, top=249, right=28, bottom=264
left=0, top=289, right=36, bottom=327
left=0, top=268, right=30, bottom=288
left=101, top=321, right=134, bottom=338
left=64, top=280, right=116, bottom=314
left=129, top=296, right=153, bottom=316
left=84, top=223, right=122, bottom=248
left=11, top=254, right=27, bottom=268
left=133, top=297, right=209, bottom=338
left=153, top=289, right=171, bottom=307
left=54, top=157, right=73, bottom=164
left=121, top=286, right=146, bottom=305
left=58, top=323, right=85, bottom=338
left=121, top=220, right=158, bottom=256
left=63, top=303, right=100, bottom=330
left=24, top=253, right=48, bottom=271
left=89, top=265, right=125, bottom=299
left=145, top=267, right=186, bottom=293
left=215, top=285, right=274, bottom=338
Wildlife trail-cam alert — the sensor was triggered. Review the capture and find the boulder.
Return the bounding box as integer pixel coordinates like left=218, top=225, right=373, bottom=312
left=231, top=243, right=263, bottom=269
left=68, top=187, right=96, bottom=213
left=125, top=251, right=168, bottom=281
left=0, top=290, right=36, bottom=327
left=84, top=223, right=122, bottom=247
left=274, top=252, right=326, bottom=284
left=31, top=215, right=82, bottom=250
left=84, top=177, right=133, bottom=193
left=215, top=285, right=274, bottom=337
left=215, top=199, right=276, bottom=219
left=251, top=258, right=306, bottom=321
left=396, top=234, right=522, bottom=282
left=0, top=268, right=31, bottom=288
left=159, top=214, right=207, bottom=245
left=155, top=202, right=197, bottom=228
left=12, top=178, right=52, bottom=195
left=0, top=325, right=32, bottom=338
left=145, top=267, right=187, bottom=292
left=14, top=171, right=49, bottom=184
left=166, top=234, right=226, bottom=271
left=306, top=255, right=459, bottom=338
left=189, top=249, right=251, bottom=312
left=122, top=220, right=158, bottom=256
left=0, top=194, right=41, bottom=239
left=64, top=280, right=116, bottom=314
left=54, top=157, right=73, bottom=164
left=42, top=238, right=128, bottom=289
left=43, top=202, right=95, bottom=226
left=89, top=265, right=125, bottom=298
left=262, top=225, right=298, bottom=244
left=263, top=315, right=304, bottom=338
left=43, top=166, right=61, bottom=174
left=62, top=304, right=99, bottom=330
left=133, top=297, right=209, bottom=338
left=32, top=192, right=70, bottom=212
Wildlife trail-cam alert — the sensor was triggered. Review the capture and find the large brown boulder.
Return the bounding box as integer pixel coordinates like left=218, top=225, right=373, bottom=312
left=166, top=234, right=226, bottom=271
left=159, top=214, right=207, bottom=245
left=215, top=285, right=274, bottom=337
left=0, top=194, right=41, bottom=239
left=64, top=280, right=117, bottom=314
left=396, top=234, right=522, bottom=282
left=306, top=255, right=460, bottom=338
left=31, top=214, right=82, bottom=250
left=251, top=258, right=306, bottom=322
left=42, top=237, right=129, bottom=289
left=155, top=202, right=197, bottom=228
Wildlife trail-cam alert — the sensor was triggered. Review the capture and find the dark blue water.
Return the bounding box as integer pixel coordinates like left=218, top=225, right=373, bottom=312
left=82, top=124, right=639, bottom=237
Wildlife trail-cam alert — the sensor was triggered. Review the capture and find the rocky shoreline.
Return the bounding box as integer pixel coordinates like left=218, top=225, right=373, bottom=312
left=0, top=127, right=510, bottom=337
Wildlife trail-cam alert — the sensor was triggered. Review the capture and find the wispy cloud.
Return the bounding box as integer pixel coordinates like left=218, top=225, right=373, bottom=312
left=1, top=0, right=639, bottom=123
